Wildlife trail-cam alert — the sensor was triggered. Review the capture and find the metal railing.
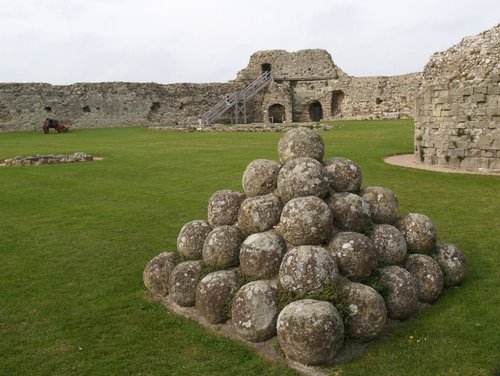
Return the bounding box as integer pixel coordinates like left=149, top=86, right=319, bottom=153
left=200, top=71, right=273, bottom=125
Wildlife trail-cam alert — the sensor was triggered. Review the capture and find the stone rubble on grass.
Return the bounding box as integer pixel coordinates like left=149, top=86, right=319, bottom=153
left=144, top=127, right=468, bottom=370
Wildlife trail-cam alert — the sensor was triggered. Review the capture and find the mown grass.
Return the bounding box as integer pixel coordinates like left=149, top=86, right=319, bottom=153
left=0, top=121, right=498, bottom=376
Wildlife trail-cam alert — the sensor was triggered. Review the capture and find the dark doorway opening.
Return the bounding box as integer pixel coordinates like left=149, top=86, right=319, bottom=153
left=331, top=90, right=344, bottom=116
left=268, top=104, right=285, bottom=123
left=309, top=102, right=323, bottom=121
left=261, top=63, right=272, bottom=74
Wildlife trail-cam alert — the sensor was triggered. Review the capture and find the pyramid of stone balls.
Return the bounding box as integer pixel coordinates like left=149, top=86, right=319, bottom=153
left=143, top=127, right=468, bottom=367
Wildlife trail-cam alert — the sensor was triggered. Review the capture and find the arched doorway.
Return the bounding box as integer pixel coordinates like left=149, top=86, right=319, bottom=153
left=268, top=104, right=285, bottom=123
left=331, top=90, right=344, bottom=116
left=309, top=101, right=323, bottom=121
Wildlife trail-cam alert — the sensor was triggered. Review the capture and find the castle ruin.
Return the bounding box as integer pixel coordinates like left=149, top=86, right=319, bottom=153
left=0, top=25, right=498, bottom=171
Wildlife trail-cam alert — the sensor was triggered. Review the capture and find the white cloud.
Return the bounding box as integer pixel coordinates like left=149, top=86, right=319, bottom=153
left=0, top=0, right=498, bottom=84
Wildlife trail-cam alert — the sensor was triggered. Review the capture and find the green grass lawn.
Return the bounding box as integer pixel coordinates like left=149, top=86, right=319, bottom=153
left=0, top=120, right=498, bottom=376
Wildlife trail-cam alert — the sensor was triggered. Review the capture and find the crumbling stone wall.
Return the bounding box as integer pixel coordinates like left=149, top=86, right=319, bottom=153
left=238, top=49, right=420, bottom=122
left=0, top=47, right=420, bottom=132
left=0, top=81, right=243, bottom=131
left=414, top=25, right=499, bottom=169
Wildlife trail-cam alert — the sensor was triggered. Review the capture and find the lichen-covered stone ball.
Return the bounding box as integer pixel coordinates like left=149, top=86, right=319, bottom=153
left=396, top=213, right=437, bottom=254
left=323, top=157, right=362, bottom=193
left=327, top=193, right=372, bottom=233
left=242, top=159, right=281, bottom=197
left=239, top=230, right=287, bottom=280
left=232, top=280, right=279, bottom=342
left=277, top=299, right=344, bottom=366
left=277, top=196, right=332, bottom=246
left=432, top=242, right=467, bottom=287
left=370, top=224, right=407, bottom=266
left=236, top=193, right=283, bottom=236
left=277, top=127, right=325, bottom=164
left=327, top=232, right=377, bottom=282
left=342, top=281, right=387, bottom=342
left=360, top=186, right=399, bottom=224
left=177, top=220, right=212, bottom=260
left=377, top=266, right=419, bottom=320
left=276, top=157, right=329, bottom=203
left=404, top=254, right=443, bottom=303
left=279, top=245, right=338, bottom=294
left=168, top=260, right=203, bottom=307
left=207, top=189, right=245, bottom=227
left=196, top=270, right=239, bottom=324
left=143, top=252, right=181, bottom=298
left=202, top=225, right=244, bottom=268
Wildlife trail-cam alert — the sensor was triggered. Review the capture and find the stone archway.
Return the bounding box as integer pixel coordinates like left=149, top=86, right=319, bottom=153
left=261, top=63, right=272, bottom=74
left=309, top=101, right=323, bottom=121
left=268, top=104, right=286, bottom=123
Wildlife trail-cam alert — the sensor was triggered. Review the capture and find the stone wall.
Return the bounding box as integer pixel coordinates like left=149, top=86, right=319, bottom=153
left=0, top=81, right=242, bottom=131
left=0, top=47, right=421, bottom=132
left=414, top=25, right=499, bottom=169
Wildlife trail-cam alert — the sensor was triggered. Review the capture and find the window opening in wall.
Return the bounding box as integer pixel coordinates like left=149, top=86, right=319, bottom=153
left=331, top=90, right=344, bottom=116
left=268, top=103, right=286, bottom=123
left=82, top=105, right=91, bottom=112
left=43, top=106, right=52, bottom=113
left=261, top=63, right=271, bottom=74
left=309, top=101, right=323, bottom=121
left=150, top=102, right=161, bottom=112
left=376, top=98, right=383, bottom=105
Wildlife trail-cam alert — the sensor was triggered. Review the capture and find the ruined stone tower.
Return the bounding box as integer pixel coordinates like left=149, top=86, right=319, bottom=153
left=414, top=25, right=500, bottom=170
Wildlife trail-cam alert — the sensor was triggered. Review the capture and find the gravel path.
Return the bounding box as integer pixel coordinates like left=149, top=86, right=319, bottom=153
left=384, top=154, right=499, bottom=176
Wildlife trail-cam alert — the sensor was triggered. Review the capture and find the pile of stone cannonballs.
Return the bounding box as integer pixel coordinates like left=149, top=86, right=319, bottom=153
left=143, top=127, right=467, bottom=367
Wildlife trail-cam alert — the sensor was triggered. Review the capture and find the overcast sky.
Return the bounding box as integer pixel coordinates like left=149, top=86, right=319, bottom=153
left=0, top=0, right=498, bottom=85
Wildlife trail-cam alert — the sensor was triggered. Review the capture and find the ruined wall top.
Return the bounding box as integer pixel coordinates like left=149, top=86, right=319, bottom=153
left=236, top=49, right=348, bottom=82
left=422, top=24, right=499, bottom=84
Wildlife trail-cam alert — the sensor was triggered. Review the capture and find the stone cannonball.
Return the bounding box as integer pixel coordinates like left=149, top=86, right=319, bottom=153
left=276, top=157, right=329, bottom=203
left=237, top=193, right=283, bottom=236
left=143, top=252, right=181, bottom=298
left=404, top=254, right=443, bottom=303
left=327, top=232, right=377, bottom=282
left=279, top=245, right=339, bottom=294
left=277, top=127, right=325, bottom=164
left=242, top=159, right=281, bottom=197
left=207, top=189, right=245, bottom=227
left=277, top=299, right=344, bottom=366
left=342, top=281, right=387, bottom=342
left=432, top=242, right=467, bottom=287
left=360, top=186, right=399, bottom=225
left=396, top=213, right=437, bottom=254
left=239, top=230, right=287, bottom=280
left=323, top=157, right=362, bottom=193
left=370, top=224, right=407, bottom=266
left=327, top=193, right=372, bottom=233
left=232, top=280, right=279, bottom=342
left=277, top=196, right=332, bottom=246
left=168, top=260, right=203, bottom=307
left=377, top=266, right=419, bottom=320
left=202, top=225, right=244, bottom=268
left=177, top=220, right=212, bottom=260
left=196, top=270, right=239, bottom=324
